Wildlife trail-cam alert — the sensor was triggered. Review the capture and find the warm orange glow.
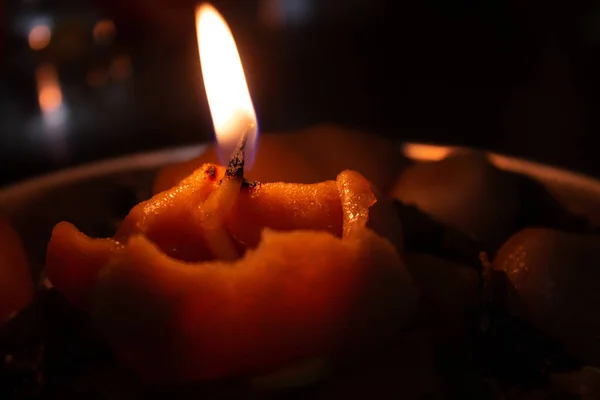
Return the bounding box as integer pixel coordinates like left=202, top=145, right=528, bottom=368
left=93, top=19, right=116, bottom=44
left=36, top=64, right=62, bottom=113
left=39, top=86, right=62, bottom=113
left=402, top=143, right=456, bottom=161
left=28, top=25, right=51, bottom=50
left=109, top=55, right=133, bottom=81
left=86, top=67, right=109, bottom=88
left=196, top=3, right=258, bottom=167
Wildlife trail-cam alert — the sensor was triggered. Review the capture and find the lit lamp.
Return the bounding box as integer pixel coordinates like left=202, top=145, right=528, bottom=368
left=44, top=2, right=416, bottom=385
left=194, top=4, right=258, bottom=260
left=153, top=6, right=406, bottom=196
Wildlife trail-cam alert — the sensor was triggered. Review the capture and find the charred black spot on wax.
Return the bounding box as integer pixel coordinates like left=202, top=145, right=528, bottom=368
left=205, top=165, right=217, bottom=181
left=241, top=180, right=261, bottom=194
left=225, top=154, right=244, bottom=180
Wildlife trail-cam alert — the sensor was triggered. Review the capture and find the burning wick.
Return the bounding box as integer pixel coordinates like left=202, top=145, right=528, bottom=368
left=198, top=128, right=253, bottom=261
left=225, top=129, right=249, bottom=180
left=195, top=3, right=258, bottom=260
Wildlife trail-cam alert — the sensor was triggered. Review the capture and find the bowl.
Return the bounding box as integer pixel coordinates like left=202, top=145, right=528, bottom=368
left=2, top=142, right=599, bottom=276
left=1, top=142, right=600, bottom=398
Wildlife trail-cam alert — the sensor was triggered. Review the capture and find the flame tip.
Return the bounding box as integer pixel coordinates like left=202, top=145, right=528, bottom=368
left=196, top=3, right=212, bottom=14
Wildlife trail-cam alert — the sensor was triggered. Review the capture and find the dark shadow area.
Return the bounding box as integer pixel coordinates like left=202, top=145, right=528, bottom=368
left=2, top=0, right=600, bottom=185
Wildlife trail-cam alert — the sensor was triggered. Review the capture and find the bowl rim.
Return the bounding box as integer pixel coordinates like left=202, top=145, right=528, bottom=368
left=2, top=142, right=600, bottom=205
left=0, top=145, right=206, bottom=205
left=402, top=143, right=600, bottom=196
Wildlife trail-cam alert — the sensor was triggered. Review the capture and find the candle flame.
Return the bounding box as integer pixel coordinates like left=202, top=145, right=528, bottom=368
left=196, top=3, right=258, bottom=168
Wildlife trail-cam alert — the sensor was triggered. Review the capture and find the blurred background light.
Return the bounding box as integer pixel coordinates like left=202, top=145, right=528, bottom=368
left=93, top=19, right=117, bottom=45
left=28, top=24, right=52, bottom=50
left=109, top=55, right=133, bottom=81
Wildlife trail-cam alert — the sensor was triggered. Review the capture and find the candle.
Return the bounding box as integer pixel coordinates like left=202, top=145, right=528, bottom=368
left=44, top=3, right=416, bottom=384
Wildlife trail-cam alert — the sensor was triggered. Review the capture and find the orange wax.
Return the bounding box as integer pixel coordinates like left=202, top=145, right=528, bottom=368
left=46, top=166, right=415, bottom=382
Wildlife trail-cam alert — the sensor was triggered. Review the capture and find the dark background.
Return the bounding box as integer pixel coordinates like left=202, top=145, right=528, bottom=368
left=2, top=0, right=600, bottom=186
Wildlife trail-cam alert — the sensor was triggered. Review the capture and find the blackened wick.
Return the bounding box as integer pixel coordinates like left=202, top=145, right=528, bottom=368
left=225, top=132, right=247, bottom=180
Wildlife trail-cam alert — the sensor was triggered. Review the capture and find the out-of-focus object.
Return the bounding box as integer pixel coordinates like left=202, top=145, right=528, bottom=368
left=109, top=55, right=133, bottom=81
left=494, top=228, right=600, bottom=367
left=392, top=152, right=520, bottom=249
left=0, top=218, right=34, bottom=325
left=402, top=143, right=460, bottom=162
left=258, top=0, right=315, bottom=28
left=28, top=24, right=52, bottom=50
left=36, top=63, right=63, bottom=115
left=86, top=67, right=110, bottom=88
left=35, top=62, right=69, bottom=140
left=93, top=19, right=117, bottom=44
